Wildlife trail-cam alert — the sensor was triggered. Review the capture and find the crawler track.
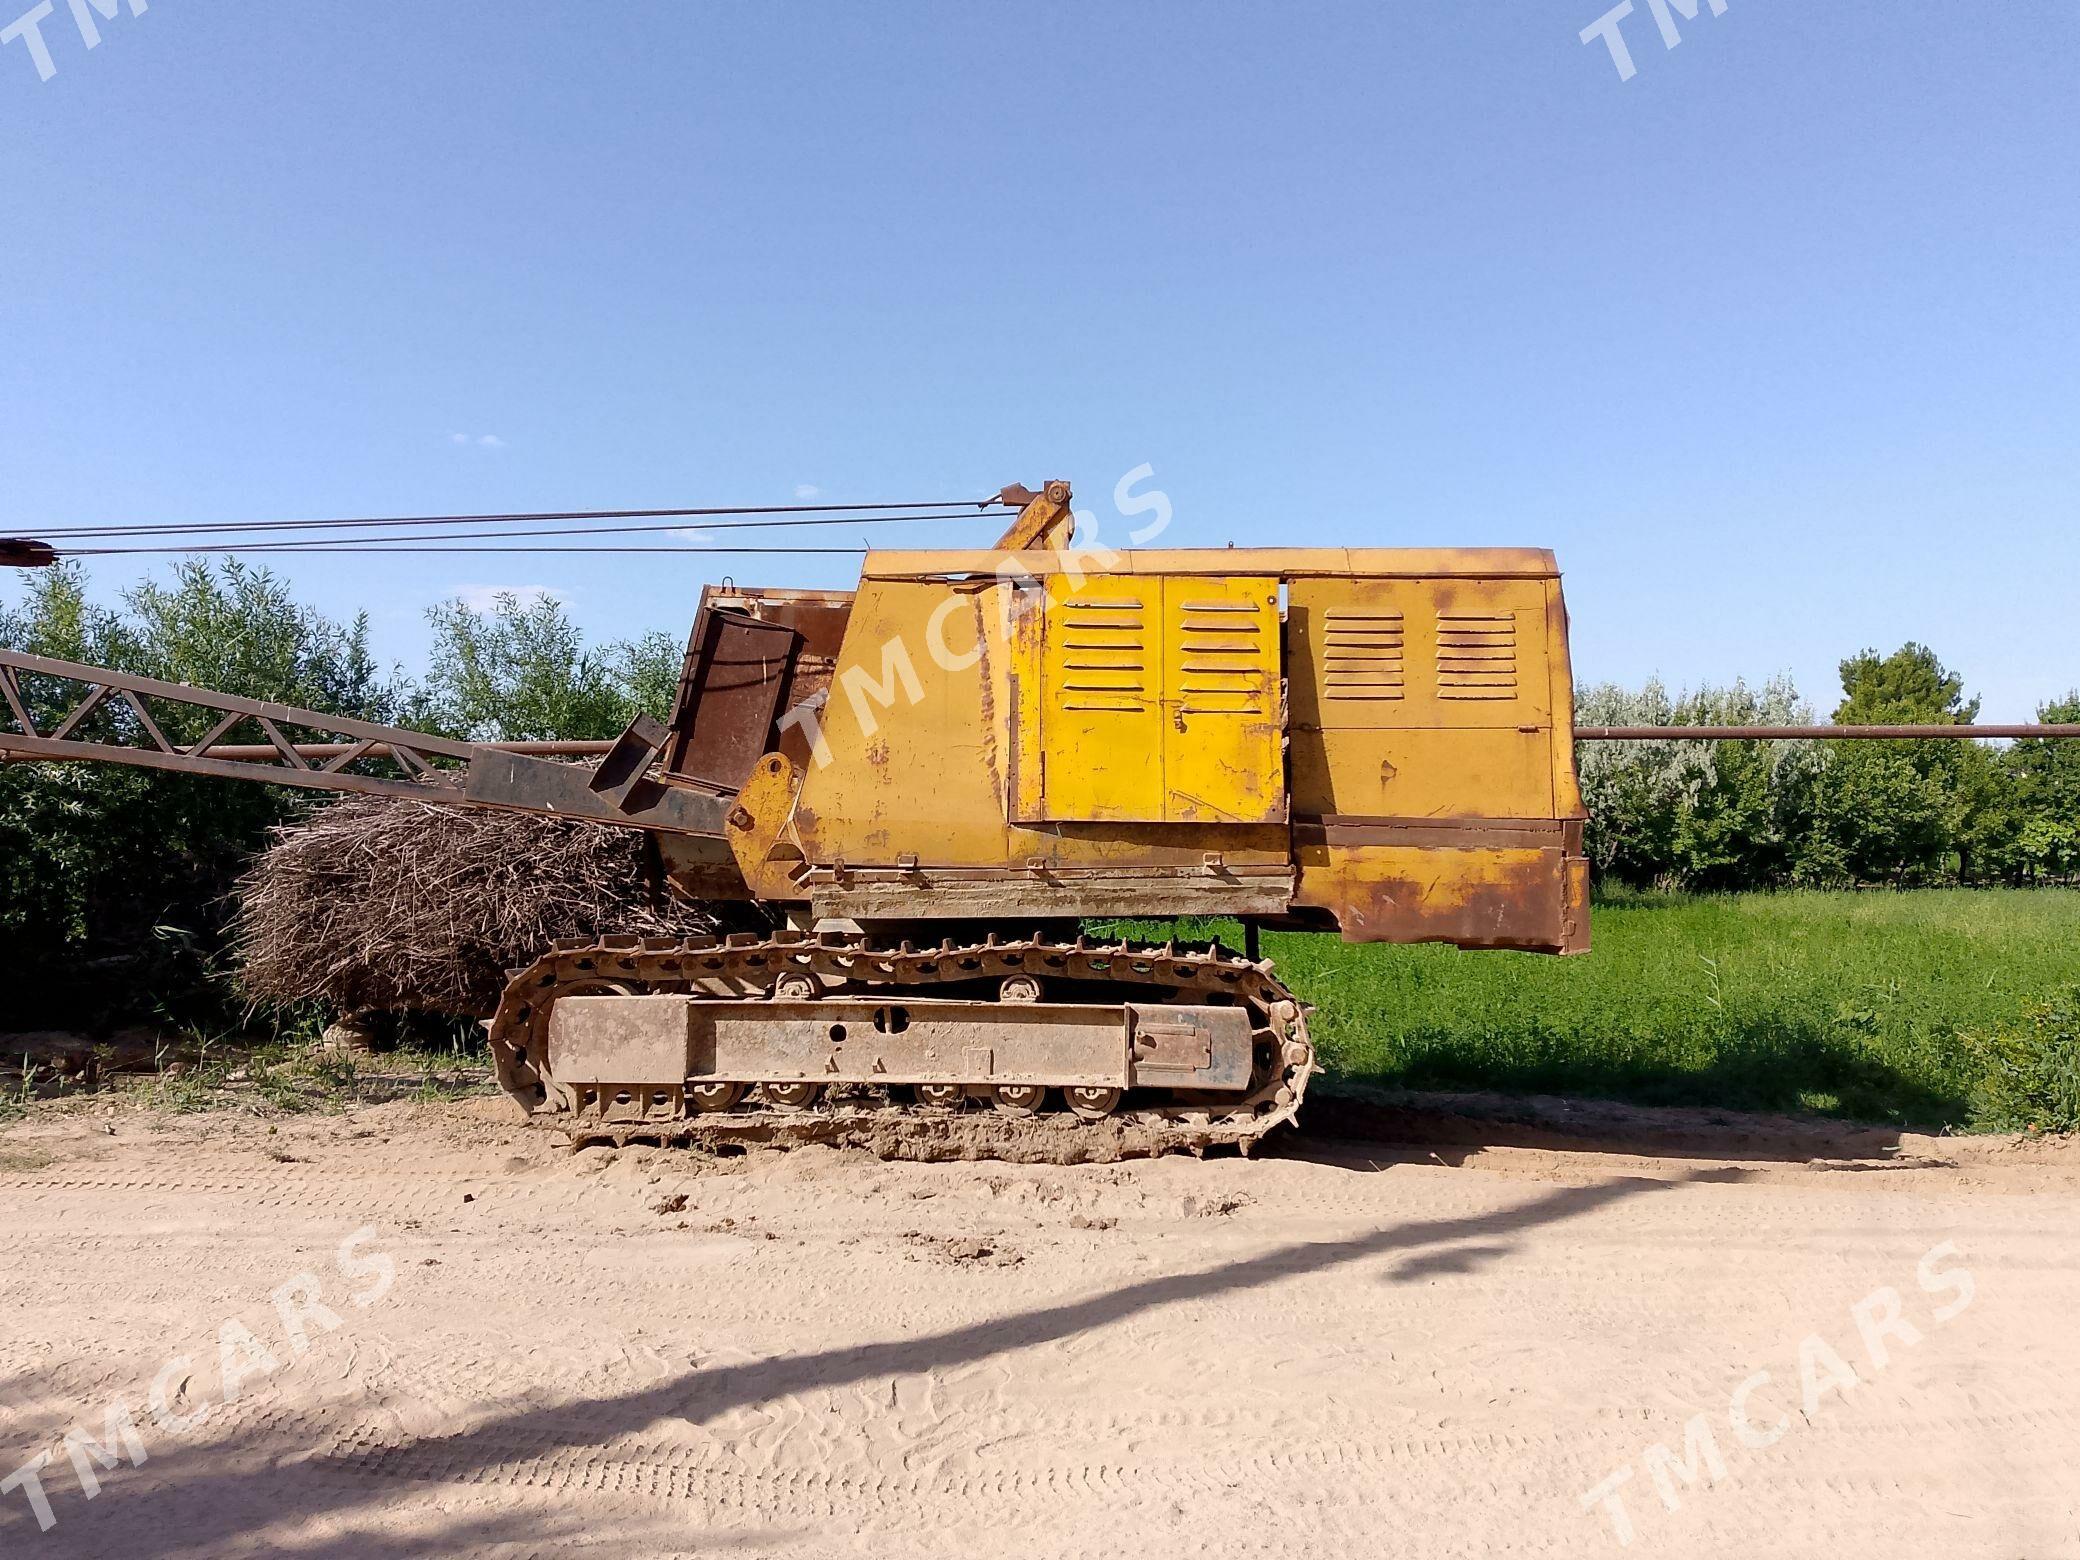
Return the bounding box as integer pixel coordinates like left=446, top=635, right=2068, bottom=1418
left=486, top=932, right=1314, bottom=1161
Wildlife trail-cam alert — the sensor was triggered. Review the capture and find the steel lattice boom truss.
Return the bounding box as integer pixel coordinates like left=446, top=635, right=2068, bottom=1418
left=0, top=648, right=478, bottom=799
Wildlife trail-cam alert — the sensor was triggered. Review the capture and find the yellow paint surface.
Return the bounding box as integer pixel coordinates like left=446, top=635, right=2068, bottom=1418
left=769, top=552, right=1586, bottom=956
left=1014, top=574, right=1284, bottom=825
left=1287, top=576, right=1569, bottom=821
left=1027, top=575, right=1165, bottom=821
left=1160, top=577, right=1284, bottom=823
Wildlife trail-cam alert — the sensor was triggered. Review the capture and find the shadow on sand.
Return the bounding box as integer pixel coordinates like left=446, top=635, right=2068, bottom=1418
left=0, top=1166, right=1736, bottom=1556
left=1291, top=1083, right=1930, bottom=1168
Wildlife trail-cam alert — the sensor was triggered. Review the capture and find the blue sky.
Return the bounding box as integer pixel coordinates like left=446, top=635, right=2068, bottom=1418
left=2, top=2, right=2073, bottom=718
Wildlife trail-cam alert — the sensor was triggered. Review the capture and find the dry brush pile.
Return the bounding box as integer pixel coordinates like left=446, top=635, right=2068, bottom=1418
left=234, top=795, right=720, bottom=1018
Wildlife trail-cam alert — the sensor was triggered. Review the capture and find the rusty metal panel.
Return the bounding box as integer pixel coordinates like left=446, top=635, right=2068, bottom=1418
left=805, top=865, right=1294, bottom=921
left=863, top=548, right=1563, bottom=580
left=787, top=578, right=1031, bottom=868
left=787, top=578, right=1292, bottom=903
left=1292, top=843, right=1573, bottom=950
left=547, top=996, right=690, bottom=1085
left=544, top=996, right=1260, bottom=1093
left=1289, top=578, right=1552, bottom=732
left=1289, top=577, right=1557, bottom=823
left=549, top=996, right=1133, bottom=1089
left=1545, top=577, right=1588, bottom=826
left=696, top=1000, right=1132, bottom=1088
left=1289, top=725, right=1555, bottom=823
left=464, top=749, right=731, bottom=835
left=587, top=714, right=667, bottom=809
left=1126, top=1004, right=1253, bottom=1090
left=661, top=604, right=799, bottom=792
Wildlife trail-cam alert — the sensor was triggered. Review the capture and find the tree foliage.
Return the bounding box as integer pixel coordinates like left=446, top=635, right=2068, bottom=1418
left=0, top=568, right=696, bottom=1026
left=1576, top=676, right=1821, bottom=890
left=414, top=591, right=679, bottom=742
left=0, top=564, right=403, bottom=1026
left=1834, top=642, right=1980, bottom=725
left=1580, top=655, right=2078, bottom=892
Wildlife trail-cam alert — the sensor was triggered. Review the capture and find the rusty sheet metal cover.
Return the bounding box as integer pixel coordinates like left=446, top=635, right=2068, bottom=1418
left=544, top=996, right=1258, bottom=1093
left=1292, top=841, right=1575, bottom=952
left=863, top=547, right=1561, bottom=581
left=1127, top=1003, right=1253, bottom=1091
left=662, top=604, right=800, bottom=791
left=803, top=865, right=1296, bottom=922
left=546, top=996, right=690, bottom=1086
left=464, top=749, right=732, bottom=836
left=693, top=1000, right=1134, bottom=1089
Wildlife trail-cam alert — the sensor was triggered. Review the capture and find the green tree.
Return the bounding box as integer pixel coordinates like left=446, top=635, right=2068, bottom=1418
left=1833, top=642, right=1980, bottom=726
left=1806, top=643, right=1987, bottom=885
left=1999, top=693, right=2080, bottom=882
left=1574, top=676, right=1818, bottom=890
left=415, top=592, right=678, bottom=742
left=618, top=631, right=683, bottom=726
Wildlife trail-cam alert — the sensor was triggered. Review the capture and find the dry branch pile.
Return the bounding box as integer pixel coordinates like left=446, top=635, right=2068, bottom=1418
left=234, top=796, right=719, bottom=1017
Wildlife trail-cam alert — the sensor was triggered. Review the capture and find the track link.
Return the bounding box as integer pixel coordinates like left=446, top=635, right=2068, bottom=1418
left=486, top=932, right=1315, bottom=1161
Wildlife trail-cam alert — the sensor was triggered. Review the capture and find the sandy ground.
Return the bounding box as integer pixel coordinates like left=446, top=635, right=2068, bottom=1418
left=2, top=1094, right=2077, bottom=1559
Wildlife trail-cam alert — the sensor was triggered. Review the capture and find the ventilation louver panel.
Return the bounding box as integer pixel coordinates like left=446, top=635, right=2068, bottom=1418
left=1174, top=598, right=1270, bottom=715
left=1021, top=575, right=1283, bottom=825
left=1436, top=612, right=1518, bottom=700
left=1055, top=597, right=1148, bottom=713
left=1321, top=610, right=1405, bottom=701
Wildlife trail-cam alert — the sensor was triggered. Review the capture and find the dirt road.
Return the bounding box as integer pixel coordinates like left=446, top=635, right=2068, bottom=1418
left=2, top=1096, right=2076, bottom=1558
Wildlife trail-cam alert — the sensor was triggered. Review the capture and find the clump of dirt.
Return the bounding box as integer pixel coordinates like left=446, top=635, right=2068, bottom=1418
left=904, top=1232, right=1024, bottom=1267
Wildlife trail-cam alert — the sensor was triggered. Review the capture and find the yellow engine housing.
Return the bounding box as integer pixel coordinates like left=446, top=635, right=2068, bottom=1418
left=679, top=543, right=1587, bottom=954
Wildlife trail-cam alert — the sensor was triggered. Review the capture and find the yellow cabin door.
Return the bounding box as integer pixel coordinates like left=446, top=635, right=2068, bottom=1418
left=1017, top=575, right=1284, bottom=824
left=1029, top=577, right=1166, bottom=821
left=1160, top=577, right=1285, bottom=823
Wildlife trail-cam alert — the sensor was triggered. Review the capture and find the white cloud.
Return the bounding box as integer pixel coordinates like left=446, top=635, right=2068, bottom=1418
left=453, top=584, right=567, bottom=613
left=669, top=528, right=714, bottom=543
left=449, top=432, right=469, bottom=445
left=794, top=483, right=821, bottom=499
left=478, top=434, right=506, bottom=449
left=447, top=432, right=507, bottom=449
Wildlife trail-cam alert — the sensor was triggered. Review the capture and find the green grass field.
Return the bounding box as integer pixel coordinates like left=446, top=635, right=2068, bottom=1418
left=1114, top=890, right=2080, bottom=1130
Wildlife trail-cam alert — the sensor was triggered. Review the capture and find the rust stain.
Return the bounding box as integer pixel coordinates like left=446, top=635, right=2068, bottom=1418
left=973, top=592, right=1006, bottom=804
left=1293, top=842, right=1573, bottom=951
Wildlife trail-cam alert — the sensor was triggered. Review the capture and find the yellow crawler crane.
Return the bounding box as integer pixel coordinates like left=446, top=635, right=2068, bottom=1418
left=0, top=482, right=1590, bottom=1156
